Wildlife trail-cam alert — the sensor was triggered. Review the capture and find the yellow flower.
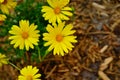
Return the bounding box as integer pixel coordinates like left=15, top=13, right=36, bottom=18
left=43, top=22, right=77, bottom=56
left=41, top=0, right=73, bottom=24
left=0, top=0, right=17, bottom=14
left=0, top=53, right=8, bottom=67
left=18, top=66, right=41, bottom=80
left=0, top=0, right=4, bottom=3
left=9, top=20, right=40, bottom=51
left=0, top=14, right=6, bottom=25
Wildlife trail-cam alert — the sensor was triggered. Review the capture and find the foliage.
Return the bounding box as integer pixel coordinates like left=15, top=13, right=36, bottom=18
left=0, top=0, right=49, bottom=63
left=0, top=0, right=76, bottom=79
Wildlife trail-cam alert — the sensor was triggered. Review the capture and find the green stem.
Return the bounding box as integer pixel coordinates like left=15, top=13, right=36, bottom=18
left=42, top=50, right=49, bottom=60
left=37, top=46, right=42, bottom=62
left=8, top=61, right=21, bottom=71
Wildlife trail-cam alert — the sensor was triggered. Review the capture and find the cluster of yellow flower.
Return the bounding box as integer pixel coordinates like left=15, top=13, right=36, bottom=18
left=9, top=0, right=77, bottom=56
left=9, top=20, right=40, bottom=51
left=18, top=65, right=41, bottom=80
left=0, top=0, right=16, bottom=25
left=0, top=52, right=41, bottom=80
left=0, top=53, right=8, bottom=67
left=0, top=14, right=6, bottom=25
left=0, top=0, right=16, bottom=14
left=0, top=0, right=17, bottom=67
left=41, top=0, right=77, bottom=56
left=0, top=0, right=77, bottom=80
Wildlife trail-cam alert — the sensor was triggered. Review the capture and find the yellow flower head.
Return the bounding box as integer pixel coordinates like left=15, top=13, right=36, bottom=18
left=0, top=0, right=4, bottom=3
left=0, top=14, right=6, bottom=25
left=0, top=0, right=17, bottom=14
left=43, top=22, right=77, bottom=56
left=41, top=0, right=73, bottom=24
left=9, top=20, right=40, bottom=51
left=18, top=66, right=41, bottom=80
left=0, top=53, right=8, bottom=67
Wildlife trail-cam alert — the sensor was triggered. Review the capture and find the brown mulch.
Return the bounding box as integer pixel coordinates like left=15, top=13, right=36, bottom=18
left=1, top=0, right=120, bottom=80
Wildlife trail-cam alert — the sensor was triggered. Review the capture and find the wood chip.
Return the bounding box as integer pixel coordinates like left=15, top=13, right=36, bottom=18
left=100, top=57, right=113, bottom=71
left=99, top=45, right=109, bottom=53
left=92, top=2, right=106, bottom=10
left=98, top=71, right=111, bottom=80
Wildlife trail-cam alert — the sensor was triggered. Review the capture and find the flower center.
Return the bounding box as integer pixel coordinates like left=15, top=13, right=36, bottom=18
left=26, top=75, right=33, bottom=80
left=1, top=0, right=7, bottom=4
left=56, top=34, right=63, bottom=42
left=22, top=32, right=29, bottom=39
left=54, top=7, right=61, bottom=14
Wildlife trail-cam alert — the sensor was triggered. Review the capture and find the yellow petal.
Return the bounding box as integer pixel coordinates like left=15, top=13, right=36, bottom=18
left=19, top=39, right=25, bottom=49
left=47, top=42, right=56, bottom=51
left=64, top=36, right=77, bottom=43
left=41, top=6, right=53, bottom=12
left=0, top=14, right=6, bottom=21
left=25, top=39, right=30, bottom=50
left=0, top=0, right=4, bottom=3
left=9, top=25, right=22, bottom=34
left=61, top=11, right=73, bottom=16
left=9, top=1, right=17, bottom=8
left=13, top=39, right=23, bottom=48
left=53, top=44, right=59, bottom=55
left=63, top=40, right=74, bottom=50
left=44, top=40, right=53, bottom=46
left=60, top=13, right=69, bottom=20
left=34, top=74, right=41, bottom=79
left=43, top=33, right=50, bottom=40
left=57, top=22, right=65, bottom=32
left=9, top=35, right=21, bottom=40
left=29, top=23, right=37, bottom=31
left=47, top=0, right=55, bottom=8
left=62, top=24, right=75, bottom=36
left=28, top=37, right=39, bottom=45
left=43, top=12, right=54, bottom=21
left=59, top=0, right=70, bottom=8
left=46, top=24, right=54, bottom=32
left=49, top=15, right=57, bottom=24
left=56, top=15, right=62, bottom=23
left=62, top=7, right=72, bottom=11
left=1, top=5, right=9, bottom=14
left=19, top=20, right=29, bottom=31
left=60, top=43, right=69, bottom=53
left=59, top=45, right=64, bottom=56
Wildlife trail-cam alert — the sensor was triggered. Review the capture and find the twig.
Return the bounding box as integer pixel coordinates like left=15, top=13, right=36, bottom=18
left=86, top=31, right=111, bottom=35
left=45, top=65, right=57, bottom=79
left=8, top=62, right=20, bottom=71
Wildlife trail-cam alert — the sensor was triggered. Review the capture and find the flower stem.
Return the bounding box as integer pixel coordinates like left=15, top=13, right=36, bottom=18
left=25, top=51, right=31, bottom=64
left=37, top=46, right=42, bottom=62
left=8, top=61, right=21, bottom=71
left=42, top=50, right=49, bottom=60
